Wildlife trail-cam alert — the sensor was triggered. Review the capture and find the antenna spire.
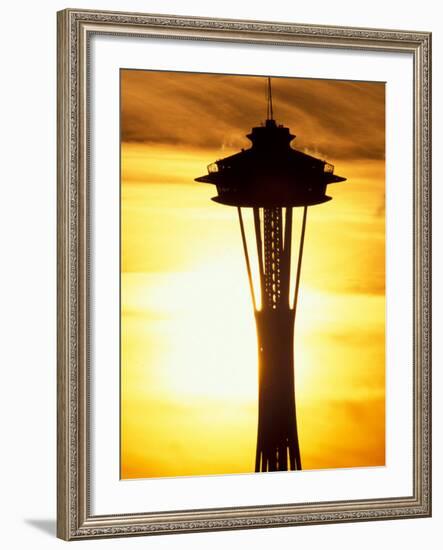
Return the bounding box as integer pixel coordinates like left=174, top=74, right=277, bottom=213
left=266, top=77, right=274, bottom=120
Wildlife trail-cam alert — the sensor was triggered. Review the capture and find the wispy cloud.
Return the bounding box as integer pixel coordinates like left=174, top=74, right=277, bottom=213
left=121, top=70, right=385, bottom=163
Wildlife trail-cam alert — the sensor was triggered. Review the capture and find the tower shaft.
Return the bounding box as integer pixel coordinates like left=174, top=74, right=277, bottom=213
left=253, top=207, right=302, bottom=472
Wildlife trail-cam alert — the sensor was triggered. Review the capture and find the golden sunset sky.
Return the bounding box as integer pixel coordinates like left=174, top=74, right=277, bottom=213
left=120, top=70, right=385, bottom=479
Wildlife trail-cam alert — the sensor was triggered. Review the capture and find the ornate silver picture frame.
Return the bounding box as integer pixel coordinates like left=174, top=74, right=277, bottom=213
left=57, top=8, right=431, bottom=540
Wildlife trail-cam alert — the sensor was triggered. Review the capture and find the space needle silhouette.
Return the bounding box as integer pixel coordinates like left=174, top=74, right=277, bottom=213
left=195, top=78, right=346, bottom=473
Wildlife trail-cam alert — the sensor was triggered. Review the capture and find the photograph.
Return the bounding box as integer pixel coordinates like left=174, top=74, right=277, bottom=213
left=54, top=7, right=431, bottom=540
left=0, top=0, right=437, bottom=547
left=120, top=70, right=386, bottom=479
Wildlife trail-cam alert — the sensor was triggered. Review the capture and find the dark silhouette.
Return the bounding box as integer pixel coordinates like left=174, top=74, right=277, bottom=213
left=195, top=78, right=346, bottom=473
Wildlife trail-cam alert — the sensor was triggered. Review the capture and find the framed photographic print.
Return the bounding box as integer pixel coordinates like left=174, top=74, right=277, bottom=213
left=57, top=8, right=431, bottom=540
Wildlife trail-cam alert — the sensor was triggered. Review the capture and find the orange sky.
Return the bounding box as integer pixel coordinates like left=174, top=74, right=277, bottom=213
left=120, top=70, right=385, bottom=479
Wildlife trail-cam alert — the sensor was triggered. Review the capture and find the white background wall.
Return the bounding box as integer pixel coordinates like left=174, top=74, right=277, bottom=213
left=0, top=0, right=440, bottom=548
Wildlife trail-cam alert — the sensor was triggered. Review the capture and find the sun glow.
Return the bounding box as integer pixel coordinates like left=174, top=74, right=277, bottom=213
left=121, top=233, right=385, bottom=478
